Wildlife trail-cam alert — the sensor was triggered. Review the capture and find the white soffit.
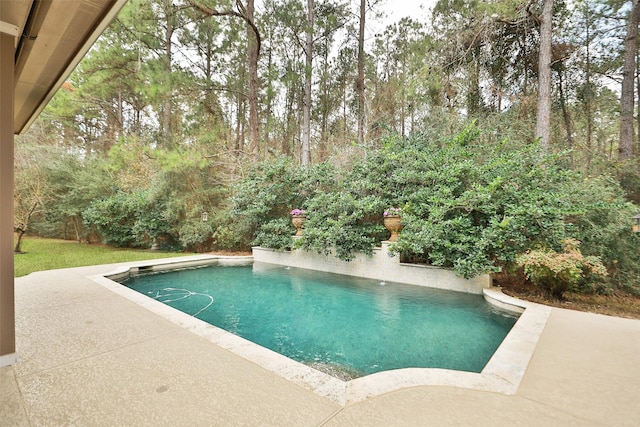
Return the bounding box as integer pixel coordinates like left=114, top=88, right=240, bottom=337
left=1, top=0, right=128, bottom=134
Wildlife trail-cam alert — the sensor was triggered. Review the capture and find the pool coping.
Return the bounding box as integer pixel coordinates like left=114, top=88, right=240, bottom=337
left=88, top=255, right=551, bottom=406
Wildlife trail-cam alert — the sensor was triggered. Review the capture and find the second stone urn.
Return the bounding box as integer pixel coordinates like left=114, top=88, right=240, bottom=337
left=383, top=215, right=402, bottom=242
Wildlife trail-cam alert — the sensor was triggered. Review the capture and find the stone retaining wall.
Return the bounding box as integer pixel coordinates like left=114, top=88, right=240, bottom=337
left=252, top=243, right=490, bottom=294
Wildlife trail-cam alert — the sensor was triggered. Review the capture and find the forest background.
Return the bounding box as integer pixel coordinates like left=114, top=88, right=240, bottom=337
left=13, top=0, right=640, bottom=298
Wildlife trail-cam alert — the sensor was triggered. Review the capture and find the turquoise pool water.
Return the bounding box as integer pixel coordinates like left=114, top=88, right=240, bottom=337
left=121, top=263, right=518, bottom=378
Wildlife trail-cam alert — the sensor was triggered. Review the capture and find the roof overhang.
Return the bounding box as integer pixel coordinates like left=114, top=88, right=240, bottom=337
left=1, top=0, right=128, bottom=135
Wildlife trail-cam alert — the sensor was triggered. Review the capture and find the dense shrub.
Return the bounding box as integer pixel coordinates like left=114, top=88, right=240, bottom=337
left=179, top=219, right=215, bottom=252
left=253, top=218, right=296, bottom=250
left=83, top=190, right=174, bottom=248
left=295, top=192, right=386, bottom=261
left=28, top=155, right=112, bottom=242
left=516, top=239, right=608, bottom=299
left=212, top=211, right=255, bottom=251
left=348, top=126, right=578, bottom=278
left=565, top=175, right=640, bottom=294
left=218, top=156, right=337, bottom=250
left=229, top=124, right=639, bottom=294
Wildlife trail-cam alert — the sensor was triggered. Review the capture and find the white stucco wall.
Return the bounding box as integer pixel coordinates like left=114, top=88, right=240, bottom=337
left=252, top=243, right=491, bottom=294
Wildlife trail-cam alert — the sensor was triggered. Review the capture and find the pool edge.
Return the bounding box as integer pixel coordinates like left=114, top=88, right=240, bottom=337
left=88, top=256, right=550, bottom=406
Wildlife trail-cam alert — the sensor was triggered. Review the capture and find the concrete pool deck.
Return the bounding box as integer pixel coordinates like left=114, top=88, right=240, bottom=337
left=2, top=258, right=640, bottom=426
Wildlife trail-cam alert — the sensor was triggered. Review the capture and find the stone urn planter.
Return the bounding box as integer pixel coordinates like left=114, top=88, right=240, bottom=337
left=383, top=215, right=402, bottom=242
left=290, top=209, right=307, bottom=236
left=291, top=215, right=306, bottom=236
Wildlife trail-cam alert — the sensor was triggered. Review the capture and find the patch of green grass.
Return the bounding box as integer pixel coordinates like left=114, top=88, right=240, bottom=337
left=14, top=237, right=187, bottom=277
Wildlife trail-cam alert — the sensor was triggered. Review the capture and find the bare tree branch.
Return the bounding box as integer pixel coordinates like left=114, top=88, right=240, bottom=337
left=188, top=0, right=261, bottom=56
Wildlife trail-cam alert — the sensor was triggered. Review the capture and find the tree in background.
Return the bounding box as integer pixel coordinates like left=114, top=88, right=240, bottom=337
left=14, top=144, right=50, bottom=253
left=302, top=0, right=314, bottom=165
left=356, top=0, right=367, bottom=146
left=619, top=0, right=640, bottom=160
left=370, top=18, right=429, bottom=138
left=190, top=0, right=262, bottom=159
left=32, top=0, right=640, bottom=166
left=535, top=0, right=554, bottom=149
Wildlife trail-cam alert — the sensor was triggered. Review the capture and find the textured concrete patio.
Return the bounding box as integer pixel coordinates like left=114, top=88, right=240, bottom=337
left=2, top=259, right=640, bottom=426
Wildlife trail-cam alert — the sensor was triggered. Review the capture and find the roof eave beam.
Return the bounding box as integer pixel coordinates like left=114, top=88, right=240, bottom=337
left=16, top=0, right=129, bottom=135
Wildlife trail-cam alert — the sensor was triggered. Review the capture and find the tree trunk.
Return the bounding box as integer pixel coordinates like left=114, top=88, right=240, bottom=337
left=467, top=45, right=481, bottom=116
left=235, top=94, right=245, bottom=153
left=356, top=0, right=366, bottom=147
left=343, top=79, right=348, bottom=140
left=535, top=0, right=554, bottom=150
left=283, top=82, right=296, bottom=156
left=162, top=0, right=174, bottom=147
left=558, top=67, right=573, bottom=163
left=301, top=0, right=314, bottom=166
left=400, top=58, right=406, bottom=137
left=318, top=37, right=330, bottom=162
left=246, top=0, right=260, bottom=161
left=14, top=229, right=25, bottom=254
left=620, top=0, right=640, bottom=160
left=636, top=47, right=640, bottom=157
left=14, top=201, right=38, bottom=253
left=73, top=216, right=81, bottom=244
left=265, top=35, right=273, bottom=151
left=117, top=87, right=123, bottom=137
left=584, top=4, right=593, bottom=168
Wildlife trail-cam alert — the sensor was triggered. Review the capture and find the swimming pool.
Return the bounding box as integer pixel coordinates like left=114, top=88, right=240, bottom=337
left=120, top=262, right=518, bottom=379
left=92, top=255, right=550, bottom=404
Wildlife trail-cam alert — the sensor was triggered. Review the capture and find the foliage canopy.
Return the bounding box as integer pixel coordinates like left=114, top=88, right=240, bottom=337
left=228, top=124, right=639, bottom=295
